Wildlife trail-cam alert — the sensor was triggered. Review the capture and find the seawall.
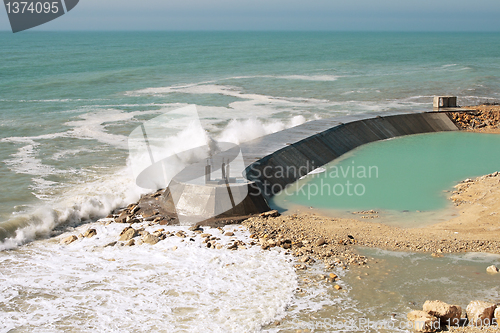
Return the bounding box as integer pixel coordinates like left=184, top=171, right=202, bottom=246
left=241, top=111, right=459, bottom=199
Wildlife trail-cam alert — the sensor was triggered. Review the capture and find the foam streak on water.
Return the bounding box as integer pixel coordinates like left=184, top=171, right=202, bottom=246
left=0, top=223, right=297, bottom=332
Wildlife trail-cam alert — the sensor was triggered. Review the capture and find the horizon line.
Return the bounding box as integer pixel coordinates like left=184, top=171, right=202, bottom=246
left=1, top=29, right=500, bottom=33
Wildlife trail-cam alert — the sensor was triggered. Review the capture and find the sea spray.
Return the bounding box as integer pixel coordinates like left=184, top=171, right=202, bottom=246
left=0, top=111, right=308, bottom=249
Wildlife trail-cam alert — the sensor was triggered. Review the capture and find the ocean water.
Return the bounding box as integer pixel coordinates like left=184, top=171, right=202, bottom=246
left=1, top=31, right=500, bottom=331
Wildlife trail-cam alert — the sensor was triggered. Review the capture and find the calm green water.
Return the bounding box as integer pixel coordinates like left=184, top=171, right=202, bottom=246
left=272, top=131, right=500, bottom=213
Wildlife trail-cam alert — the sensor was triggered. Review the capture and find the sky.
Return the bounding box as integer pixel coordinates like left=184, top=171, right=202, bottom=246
left=1, top=0, right=500, bottom=31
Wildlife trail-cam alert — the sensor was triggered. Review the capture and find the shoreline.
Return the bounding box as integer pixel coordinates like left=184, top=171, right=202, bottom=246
left=95, top=106, right=500, bottom=332
left=107, top=106, right=500, bottom=261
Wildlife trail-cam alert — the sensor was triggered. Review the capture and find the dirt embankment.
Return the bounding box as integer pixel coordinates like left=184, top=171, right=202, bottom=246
left=448, top=105, right=500, bottom=133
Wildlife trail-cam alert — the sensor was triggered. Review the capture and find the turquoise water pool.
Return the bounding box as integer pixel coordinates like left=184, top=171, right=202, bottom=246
left=271, top=132, right=500, bottom=215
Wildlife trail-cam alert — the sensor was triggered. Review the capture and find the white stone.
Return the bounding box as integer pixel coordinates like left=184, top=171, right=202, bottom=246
left=486, top=265, right=499, bottom=274
left=60, top=235, right=78, bottom=245
left=466, top=300, right=496, bottom=326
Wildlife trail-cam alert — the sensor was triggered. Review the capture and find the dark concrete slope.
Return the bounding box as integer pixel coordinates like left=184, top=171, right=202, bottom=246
left=241, top=111, right=458, bottom=199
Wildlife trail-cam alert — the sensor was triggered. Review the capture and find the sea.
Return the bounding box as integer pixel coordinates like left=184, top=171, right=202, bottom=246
left=1, top=32, right=500, bottom=332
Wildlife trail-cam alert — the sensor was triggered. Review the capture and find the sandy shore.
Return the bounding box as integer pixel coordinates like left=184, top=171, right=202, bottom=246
left=244, top=172, right=500, bottom=260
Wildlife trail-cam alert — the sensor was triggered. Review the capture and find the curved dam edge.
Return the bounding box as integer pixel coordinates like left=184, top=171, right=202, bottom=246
left=241, top=111, right=459, bottom=200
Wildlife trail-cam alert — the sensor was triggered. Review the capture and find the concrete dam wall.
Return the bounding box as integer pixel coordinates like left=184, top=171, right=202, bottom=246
left=160, top=110, right=461, bottom=225
left=241, top=111, right=459, bottom=200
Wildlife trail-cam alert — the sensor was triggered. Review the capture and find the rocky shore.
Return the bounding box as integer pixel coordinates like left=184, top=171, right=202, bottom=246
left=448, top=104, right=500, bottom=133
left=58, top=106, right=500, bottom=333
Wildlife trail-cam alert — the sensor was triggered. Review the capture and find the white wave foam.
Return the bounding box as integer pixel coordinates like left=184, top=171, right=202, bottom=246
left=0, top=166, right=146, bottom=250
left=6, top=142, right=55, bottom=176
left=273, top=74, right=340, bottom=82
left=0, top=103, right=310, bottom=248
left=216, top=115, right=306, bottom=144
left=0, top=224, right=297, bottom=332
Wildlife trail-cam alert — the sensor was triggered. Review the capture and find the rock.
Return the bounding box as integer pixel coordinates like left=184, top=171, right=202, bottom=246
left=142, top=211, right=157, bottom=219
left=61, top=235, right=78, bottom=245
left=104, top=241, right=117, bottom=247
left=189, top=225, right=203, bottom=232
left=200, top=233, right=212, bottom=238
left=83, top=229, right=97, bottom=238
left=126, top=239, right=135, bottom=246
left=407, top=311, right=440, bottom=332
left=142, top=233, right=160, bottom=245
left=466, top=300, right=496, bottom=326
left=315, top=237, right=326, bottom=246
left=486, top=265, right=499, bottom=273
left=115, top=211, right=130, bottom=223
left=423, top=300, right=462, bottom=323
left=495, top=307, right=500, bottom=325
left=224, top=232, right=234, bottom=237
left=172, top=246, right=178, bottom=251
left=329, top=273, right=338, bottom=280
left=334, top=285, right=342, bottom=290
left=259, top=210, right=280, bottom=218
left=119, top=227, right=137, bottom=241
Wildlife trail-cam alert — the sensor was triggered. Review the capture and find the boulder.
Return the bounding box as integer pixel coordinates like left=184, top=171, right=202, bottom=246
left=61, top=235, right=78, bottom=245
left=486, top=265, right=499, bottom=274
left=407, top=311, right=440, bottom=332
left=224, top=232, right=234, bottom=237
left=142, top=233, right=160, bottom=245
left=115, top=211, right=130, bottom=223
left=466, top=300, right=496, bottom=326
left=119, top=227, right=137, bottom=241
left=83, top=229, right=97, bottom=238
left=423, top=300, right=462, bottom=324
